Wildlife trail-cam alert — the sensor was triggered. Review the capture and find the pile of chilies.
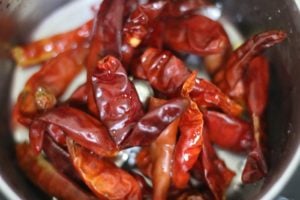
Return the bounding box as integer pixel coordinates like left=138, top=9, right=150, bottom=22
left=12, top=0, right=287, bottom=199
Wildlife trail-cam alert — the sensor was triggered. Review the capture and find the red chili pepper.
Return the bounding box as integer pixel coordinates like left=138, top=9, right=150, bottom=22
left=86, top=0, right=125, bottom=116
left=136, top=147, right=153, bottom=178
left=122, top=1, right=166, bottom=66
left=121, top=98, right=189, bottom=148
left=162, top=12, right=232, bottom=74
left=43, top=135, right=82, bottom=184
left=242, top=56, right=270, bottom=183
left=172, top=103, right=203, bottom=189
left=190, top=77, right=243, bottom=117
left=200, top=131, right=235, bottom=200
left=204, top=110, right=253, bottom=152
left=134, top=48, right=243, bottom=116
left=17, top=47, right=87, bottom=119
left=133, top=47, right=191, bottom=95
left=11, top=20, right=92, bottom=67
left=16, top=143, right=98, bottom=200
left=242, top=129, right=267, bottom=184
left=68, top=83, right=88, bottom=106
left=163, top=14, right=230, bottom=56
left=172, top=72, right=204, bottom=189
left=148, top=97, right=179, bottom=200
left=67, top=139, right=142, bottom=200
left=86, top=0, right=124, bottom=68
left=141, top=21, right=164, bottom=49
left=46, top=124, right=66, bottom=146
left=29, top=106, right=117, bottom=157
left=214, top=31, right=286, bottom=102
left=92, top=56, right=144, bottom=145
left=246, top=56, right=270, bottom=117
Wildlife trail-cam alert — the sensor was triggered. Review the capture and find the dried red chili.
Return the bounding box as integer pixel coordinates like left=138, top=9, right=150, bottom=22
left=17, top=47, right=87, bottom=123
left=122, top=1, right=166, bottom=66
left=199, top=131, right=235, bottom=200
left=214, top=31, right=286, bottom=103
left=172, top=72, right=204, bottom=189
left=86, top=0, right=125, bottom=116
left=92, top=56, right=144, bottom=145
left=133, top=48, right=190, bottom=95
left=43, top=135, right=82, bottom=183
left=204, top=110, right=253, bottom=152
left=242, top=56, right=270, bottom=183
left=121, top=98, right=189, bottom=147
left=29, top=106, right=117, bottom=157
left=16, top=143, right=97, bottom=200
left=136, top=147, right=153, bottom=178
left=148, top=97, right=179, bottom=200
left=67, top=139, right=142, bottom=200
left=134, top=48, right=243, bottom=116
left=163, top=14, right=230, bottom=56
left=11, top=21, right=92, bottom=67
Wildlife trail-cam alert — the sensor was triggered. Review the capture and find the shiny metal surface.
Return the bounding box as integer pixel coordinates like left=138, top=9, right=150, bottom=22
left=0, top=0, right=299, bottom=199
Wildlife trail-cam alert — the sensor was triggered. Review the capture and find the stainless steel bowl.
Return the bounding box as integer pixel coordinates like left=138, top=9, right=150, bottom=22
left=0, top=0, right=299, bottom=199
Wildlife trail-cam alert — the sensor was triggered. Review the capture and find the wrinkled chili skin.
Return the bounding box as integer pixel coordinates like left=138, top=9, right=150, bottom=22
left=136, top=147, right=153, bottom=178
left=214, top=31, right=287, bottom=102
left=245, top=56, right=269, bottom=117
left=242, top=141, right=267, bottom=184
left=172, top=73, right=204, bottom=189
left=242, top=56, right=270, bottom=183
left=86, top=0, right=125, bottom=116
left=68, top=83, right=88, bottom=106
left=172, top=102, right=203, bottom=189
left=151, top=122, right=178, bottom=200
left=200, top=131, right=235, bottom=200
left=121, top=98, right=189, bottom=148
left=163, top=14, right=230, bottom=56
left=190, top=78, right=243, bottom=117
left=133, top=48, right=190, bottom=95
left=92, top=56, right=144, bottom=145
left=86, top=0, right=124, bottom=69
left=43, top=135, right=82, bottom=183
left=212, top=31, right=286, bottom=183
left=134, top=48, right=243, bottom=116
left=149, top=97, right=179, bottom=200
left=204, top=110, right=253, bottom=152
left=11, top=20, right=92, bottom=67
left=122, top=1, right=166, bottom=66
left=29, top=119, right=47, bottom=154
left=17, top=47, right=87, bottom=119
left=16, top=143, right=98, bottom=200
left=162, top=12, right=231, bottom=74
left=30, top=106, right=117, bottom=157
left=67, top=139, right=142, bottom=200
